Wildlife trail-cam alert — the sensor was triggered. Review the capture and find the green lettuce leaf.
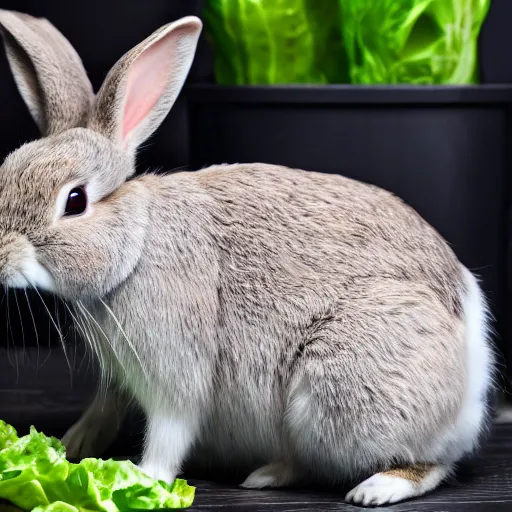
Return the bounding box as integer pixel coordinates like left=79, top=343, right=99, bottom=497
left=33, top=503, right=81, bottom=512
left=204, top=0, right=347, bottom=84
left=0, top=420, right=194, bottom=511
left=204, top=0, right=490, bottom=85
left=0, top=421, right=19, bottom=451
left=340, top=0, right=491, bottom=84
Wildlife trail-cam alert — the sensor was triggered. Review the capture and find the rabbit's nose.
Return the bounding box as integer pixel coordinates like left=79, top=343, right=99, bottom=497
left=0, top=234, right=29, bottom=288
left=0, top=233, right=55, bottom=291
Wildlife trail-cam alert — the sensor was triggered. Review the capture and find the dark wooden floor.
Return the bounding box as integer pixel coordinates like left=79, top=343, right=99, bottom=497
left=1, top=349, right=512, bottom=511
left=187, top=424, right=512, bottom=511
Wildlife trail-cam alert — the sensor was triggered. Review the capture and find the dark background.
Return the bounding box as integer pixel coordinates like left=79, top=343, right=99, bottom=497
left=0, top=0, right=511, bottom=455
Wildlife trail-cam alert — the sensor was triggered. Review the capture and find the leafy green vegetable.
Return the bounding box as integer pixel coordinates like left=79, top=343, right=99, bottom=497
left=0, top=422, right=18, bottom=451
left=340, top=0, right=491, bottom=84
left=203, top=0, right=347, bottom=84
left=33, top=503, right=79, bottom=512
left=203, top=0, right=490, bottom=85
left=0, top=420, right=194, bottom=511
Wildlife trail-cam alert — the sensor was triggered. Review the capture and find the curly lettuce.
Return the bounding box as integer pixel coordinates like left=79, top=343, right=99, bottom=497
left=203, top=0, right=490, bottom=85
left=203, top=0, right=347, bottom=84
left=0, top=420, right=194, bottom=511
left=340, top=0, right=491, bottom=84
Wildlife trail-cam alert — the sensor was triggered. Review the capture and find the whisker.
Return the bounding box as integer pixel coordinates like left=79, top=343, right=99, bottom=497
left=0, top=288, right=6, bottom=364
left=27, top=281, right=72, bottom=383
left=54, top=297, right=65, bottom=360
left=39, top=294, right=53, bottom=368
left=94, top=296, right=148, bottom=382
left=75, top=301, right=122, bottom=390
left=13, top=291, right=26, bottom=362
left=62, top=303, right=83, bottom=352
left=6, top=289, right=19, bottom=382
left=23, top=289, right=39, bottom=372
left=66, top=304, right=95, bottom=383
left=73, top=308, right=92, bottom=374
left=40, top=312, right=53, bottom=368
left=71, top=324, right=77, bottom=372
left=72, top=302, right=99, bottom=380
left=64, top=302, right=99, bottom=370
left=3, top=289, right=9, bottom=362
left=65, top=304, right=81, bottom=374
left=75, top=319, right=91, bottom=375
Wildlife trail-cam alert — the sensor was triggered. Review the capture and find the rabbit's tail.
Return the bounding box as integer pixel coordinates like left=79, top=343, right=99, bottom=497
left=430, top=266, right=495, bottom=463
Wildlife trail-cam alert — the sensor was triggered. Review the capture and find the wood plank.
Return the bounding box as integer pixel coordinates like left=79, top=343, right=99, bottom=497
left=1, top=345, right=512, bottom=511
left=186, top=424, right=512, bottom=511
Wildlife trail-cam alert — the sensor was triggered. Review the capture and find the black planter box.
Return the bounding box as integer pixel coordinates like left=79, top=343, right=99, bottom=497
left=187, top=84, right=512, bottom=366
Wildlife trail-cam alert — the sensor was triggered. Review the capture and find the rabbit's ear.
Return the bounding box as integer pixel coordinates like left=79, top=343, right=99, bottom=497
left=89, top=16, right=202, bottom=152
left=0, top=10, right=93, bottom=136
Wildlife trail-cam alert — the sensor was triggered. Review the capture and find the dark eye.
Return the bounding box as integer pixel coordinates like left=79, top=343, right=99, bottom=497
left=64, top=187, right=87, bottom=217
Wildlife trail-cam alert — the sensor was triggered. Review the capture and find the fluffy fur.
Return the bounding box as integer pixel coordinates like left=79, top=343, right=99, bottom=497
left=0, top=10, right=494, bottom=506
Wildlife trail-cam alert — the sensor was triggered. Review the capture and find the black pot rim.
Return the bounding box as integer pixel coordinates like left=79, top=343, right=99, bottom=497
left=185, top=83, right=512, bottom=105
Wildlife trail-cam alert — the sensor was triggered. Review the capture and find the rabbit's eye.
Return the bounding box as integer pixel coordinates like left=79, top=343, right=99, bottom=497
left=64, top=187, right=87, bottom=217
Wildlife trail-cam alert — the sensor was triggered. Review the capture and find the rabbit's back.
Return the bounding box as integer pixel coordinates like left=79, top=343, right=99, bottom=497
left=193, top=163, right=463, bottom=314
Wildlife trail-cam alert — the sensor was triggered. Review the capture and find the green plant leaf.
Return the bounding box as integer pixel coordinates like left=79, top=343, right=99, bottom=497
left=204, top=0, right=347, bottom=84
left=0, top=421, right=194, bottom=511
left=340, top=0, right=491, bottom=84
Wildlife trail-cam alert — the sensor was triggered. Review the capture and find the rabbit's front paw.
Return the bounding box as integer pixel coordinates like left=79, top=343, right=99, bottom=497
left=138, top=462, right=176, bottom=484
left=62, top=416, right=106, bottom=459
left=241, top=462, right=296, bottom=489
left=62, top=389, right=125, bottom=459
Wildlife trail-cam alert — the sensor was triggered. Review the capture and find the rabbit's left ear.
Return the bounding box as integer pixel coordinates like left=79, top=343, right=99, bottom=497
left=89, top=16, right=202, bottom=153
left=0, top=10, right=94, bottom=136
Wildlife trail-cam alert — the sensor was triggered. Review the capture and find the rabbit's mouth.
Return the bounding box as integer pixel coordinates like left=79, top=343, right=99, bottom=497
left=0, top=235, right=56, bottom=293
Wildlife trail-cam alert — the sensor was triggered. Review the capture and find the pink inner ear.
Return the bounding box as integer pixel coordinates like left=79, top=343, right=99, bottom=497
left=122, top=36, right=173, bottom=140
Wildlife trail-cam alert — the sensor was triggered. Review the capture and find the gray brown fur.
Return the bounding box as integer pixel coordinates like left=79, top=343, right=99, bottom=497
left=0, top=10, right=92, bottom=135
left=0, top=9, right=493, bottom=505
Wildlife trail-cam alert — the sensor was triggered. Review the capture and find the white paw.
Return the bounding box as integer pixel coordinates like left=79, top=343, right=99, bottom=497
left=346, top=474, right=416, bottom=506
left=241, top=463, right=296, bottom=489
left=138, top=462, right=176, bottom=485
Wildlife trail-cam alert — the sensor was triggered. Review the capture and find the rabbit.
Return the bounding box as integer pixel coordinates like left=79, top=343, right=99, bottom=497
left=0, top=9, right=495, bottom=507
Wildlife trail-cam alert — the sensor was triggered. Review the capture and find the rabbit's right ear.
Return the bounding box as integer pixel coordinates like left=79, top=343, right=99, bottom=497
left=0, top=10, right=93, bottom=136
left=89, top=16, right=202, bottom=153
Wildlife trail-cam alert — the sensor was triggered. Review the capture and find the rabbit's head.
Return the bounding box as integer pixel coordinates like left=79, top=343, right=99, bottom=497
left=0, top=10, right=202, bottom=298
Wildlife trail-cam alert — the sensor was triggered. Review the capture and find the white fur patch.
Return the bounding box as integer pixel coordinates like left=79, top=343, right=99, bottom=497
left=6, top=245, right=55, bottom=292
left=241, top=462, right=296, bottom=489
left=346, top=465, right=449, bottom=506
left=138, top=462, right=176, bottom=484
left=430, top=267, right=493, bottom=461
left=346, top=474, right=416, bottom=506
left=139, top=414, right=197, bottom=485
